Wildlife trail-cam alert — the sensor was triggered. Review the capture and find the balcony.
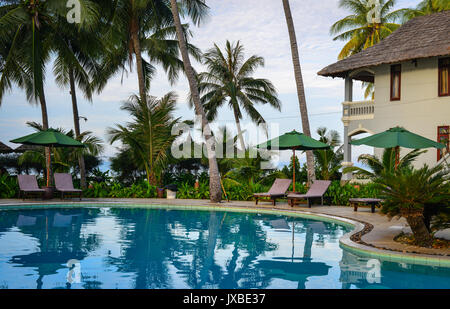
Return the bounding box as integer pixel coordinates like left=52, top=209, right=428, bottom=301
left=342, top=100, right=375, bottom=121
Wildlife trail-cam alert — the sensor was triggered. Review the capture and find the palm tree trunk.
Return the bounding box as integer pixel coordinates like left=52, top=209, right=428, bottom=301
left=69, top=68, right=87, bottom=189
left=39, top=90, right=52, bottom=186
left=170, top=0, right=222, bottom=202
left=233, top=107, right=246, bottom=150
left=405, top=214, right=433, bottom=248
left=131, top=16, right=147, bottom=102
left=282, top=0, right=316, bottom=184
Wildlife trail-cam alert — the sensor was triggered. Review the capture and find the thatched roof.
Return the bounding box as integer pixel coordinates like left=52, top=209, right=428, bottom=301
left=318, top=11, right=450, bottom=81
left=0, top=142, right=13, bottom=154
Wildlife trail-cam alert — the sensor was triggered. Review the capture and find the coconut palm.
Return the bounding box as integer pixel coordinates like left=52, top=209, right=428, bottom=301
left=342, top=147, right=425, bottom=179
left=51, top=8, right=105, bottom=189
left=313, top=127, right=344, bottom=180
left=330, top=0, right=404, bottom=59
left=0, top=0, right=69, bottom=182
left=330, top=0, right=404, bottom=99
left=196, top=41, right=281, bottom=150
left=107, top=92, right=183, bottom=186
left=169, top=0, right=222, bottom=202
left=281, top=0, right=316, bottom=184
left=401, top=0, right=449, bottom=21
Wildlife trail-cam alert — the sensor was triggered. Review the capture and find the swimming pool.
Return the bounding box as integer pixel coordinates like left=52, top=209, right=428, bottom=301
left=0, top=206, right=449, bottom=289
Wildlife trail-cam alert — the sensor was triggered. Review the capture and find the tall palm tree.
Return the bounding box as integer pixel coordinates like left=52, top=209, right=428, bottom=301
left=169, top=0, right=222, bottom=202
left=197, top=41, right=281, bottom=150
left=107, top=92, right=183, bottom=185
left=52, top=7, right=104, bottom=189
left=0, top=0, right=68, bottom=185
left=281, top=0, right=315, bottom=184
left=401, top=0, right=449, bottom=20
left=331, top=0, right=405, bottom=99
left=330, top=0, right=403, bottom=60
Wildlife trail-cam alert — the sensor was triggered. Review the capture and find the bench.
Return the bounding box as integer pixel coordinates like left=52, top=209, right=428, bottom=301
left=349, top=198, right=383, bottom=213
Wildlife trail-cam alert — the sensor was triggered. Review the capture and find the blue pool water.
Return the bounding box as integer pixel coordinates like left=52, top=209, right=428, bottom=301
left=0, top=207, right=449, bottom=289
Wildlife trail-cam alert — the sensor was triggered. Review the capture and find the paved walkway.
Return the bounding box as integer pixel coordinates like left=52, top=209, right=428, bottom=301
left=1, top=198, right=449, bottom=261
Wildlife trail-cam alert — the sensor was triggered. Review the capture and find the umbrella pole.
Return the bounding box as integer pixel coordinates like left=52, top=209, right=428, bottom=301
left=293, top=148, right=296, bottom=192
left=46, top=146, right=51, bottom=187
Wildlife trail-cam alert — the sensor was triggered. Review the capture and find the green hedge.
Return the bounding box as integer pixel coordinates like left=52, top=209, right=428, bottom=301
left=0, top=177, right=381, bottom=205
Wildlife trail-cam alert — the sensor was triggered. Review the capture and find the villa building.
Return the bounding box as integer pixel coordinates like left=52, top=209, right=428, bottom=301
left=318, top=11, right=450, bottom=180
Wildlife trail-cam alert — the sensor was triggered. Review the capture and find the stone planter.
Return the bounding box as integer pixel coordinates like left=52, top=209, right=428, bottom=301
left=43, top=186, right=55, bottom=200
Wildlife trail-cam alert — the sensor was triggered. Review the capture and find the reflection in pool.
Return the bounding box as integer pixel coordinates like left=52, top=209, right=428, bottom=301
left=0, top=207, right=448, bottom=289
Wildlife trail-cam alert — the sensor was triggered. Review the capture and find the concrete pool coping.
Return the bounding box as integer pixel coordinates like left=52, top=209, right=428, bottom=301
left=0, top=198, right=449, bottom=268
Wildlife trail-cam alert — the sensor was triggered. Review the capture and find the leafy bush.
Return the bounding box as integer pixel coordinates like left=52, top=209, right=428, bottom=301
left=0, top=174, right=18, bottom=198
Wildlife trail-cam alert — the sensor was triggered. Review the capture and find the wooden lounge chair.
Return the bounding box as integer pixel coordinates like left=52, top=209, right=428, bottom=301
left=349, top=198, right=383, bottom=213
left=17, top=175, right=45, bottom=200
left=287, top=180, right=331, bottom=208
left=254, top=178, right=292, bottom=206
left=54, top=173, right=82, bottom=200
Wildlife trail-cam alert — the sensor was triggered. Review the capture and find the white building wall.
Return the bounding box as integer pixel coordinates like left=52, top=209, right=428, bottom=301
left=347, top=56, right=450, bottom=168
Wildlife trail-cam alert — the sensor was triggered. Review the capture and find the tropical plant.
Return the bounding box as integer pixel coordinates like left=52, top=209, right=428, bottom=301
left=281, top=0, right=316, bottom=184
left=107, top=92, right=183, bottom=186
left=400, top=0, right=450, bottom=21
left=197, top=40, right=281, bottom=149
left=17, top=121, right=104, bottom=176
left=330, top=0, right=404, bottom=98
left=169, top=0, right=222, bottom=202
left=313, top=127, right=344, bottom=180
left=342, top=147, right=425, bottom=179
left=374, top=164, right=450, bottom=247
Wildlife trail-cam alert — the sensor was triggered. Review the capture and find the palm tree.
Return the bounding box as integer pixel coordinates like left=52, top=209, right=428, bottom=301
left=330, top=0, right=404, bottom=99
left=281, top=0, right=316, bottom=184
left=401, top=0, right=449, bottom=20
left=169, top=0, right=222, bottom=202
left=197, top=40, right=281, bottom=150
left=0, top=0, right=67, bottom=184
left=342, top=147, right=425, bottom=179
left=107, top=92, right=183, bottom=185
left=52, top=7, right=105, bottom=189
left=330, top=0, right=403, bottom=59
left=313, top=127, right=343, bottom=180
left=375, top=164, right=450, bottom=247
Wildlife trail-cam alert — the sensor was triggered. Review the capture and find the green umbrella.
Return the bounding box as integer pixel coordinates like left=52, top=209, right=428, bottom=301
left=10, top=129, right=85, bottom=186
left=351, top=127, right=445, bottom=169
left=257, top=130, right=330, bottom=191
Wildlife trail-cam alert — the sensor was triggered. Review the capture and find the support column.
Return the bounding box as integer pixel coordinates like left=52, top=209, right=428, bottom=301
left=342, top=77, right=354, bottom=181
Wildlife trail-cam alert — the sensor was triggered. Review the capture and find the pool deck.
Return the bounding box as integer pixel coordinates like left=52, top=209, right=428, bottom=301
left=0, top=198, right=449, bottom=266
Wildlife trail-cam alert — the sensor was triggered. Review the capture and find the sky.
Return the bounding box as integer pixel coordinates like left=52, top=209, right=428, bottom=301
left=0, top=0, right=421, bottom=169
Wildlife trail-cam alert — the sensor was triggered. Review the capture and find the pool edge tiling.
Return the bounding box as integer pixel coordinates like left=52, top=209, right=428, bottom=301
left=1, top=200, right=449, bottom=268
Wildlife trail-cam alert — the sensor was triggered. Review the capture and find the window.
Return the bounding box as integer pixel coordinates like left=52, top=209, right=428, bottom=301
left=437, top=126, right=449, bottom=161
left=390, top=64, right=401, bottom=101
left=438, top=58, right=450, bottom=96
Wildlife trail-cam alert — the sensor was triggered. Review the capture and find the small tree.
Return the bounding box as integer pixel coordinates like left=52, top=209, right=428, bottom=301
left=374, top=164, right=450, bottom=247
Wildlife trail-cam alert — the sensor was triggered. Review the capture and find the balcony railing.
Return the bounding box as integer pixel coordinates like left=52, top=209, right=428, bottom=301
left=342, top=100, right=375, bottom=120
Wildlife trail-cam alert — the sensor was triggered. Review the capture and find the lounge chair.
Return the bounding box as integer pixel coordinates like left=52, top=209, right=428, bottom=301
left=254, top=178, right=292, bottom=206
left=54, top=173, right=82, bottom=200
left=349, top=198, right=384, bottom=213
left=17, top=175, right=45, bottom=200
left=287, top=180, right=331, bottom=208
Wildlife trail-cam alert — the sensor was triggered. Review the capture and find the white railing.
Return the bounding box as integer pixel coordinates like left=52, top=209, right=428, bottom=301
left=342, top=100, right=375, bottom=120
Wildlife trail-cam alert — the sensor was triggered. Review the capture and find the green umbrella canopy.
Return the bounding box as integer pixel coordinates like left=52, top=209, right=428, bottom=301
left=350, top=127, right=445, bottom=149
left=10, top=129, right=85, bottom=148
left=256, top=130, right=330, bottom=150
